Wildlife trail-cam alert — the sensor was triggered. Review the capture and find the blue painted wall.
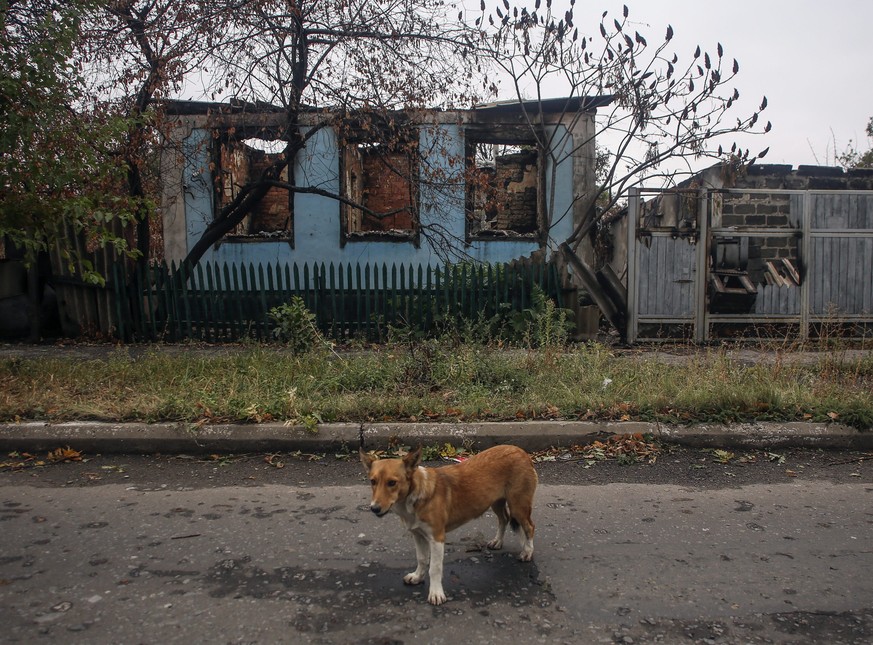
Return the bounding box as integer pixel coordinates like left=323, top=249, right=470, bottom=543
left=181, top=123, right=574, bottom=270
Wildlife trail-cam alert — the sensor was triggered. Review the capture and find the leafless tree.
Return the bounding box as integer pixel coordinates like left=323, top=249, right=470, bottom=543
left=478, top=2, right=770, bottom=287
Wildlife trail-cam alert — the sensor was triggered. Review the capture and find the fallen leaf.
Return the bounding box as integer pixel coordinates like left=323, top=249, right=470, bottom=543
left=47, top=447, right=83, bottom=463
left=264, top=454, right=285, bottom=468
left=532, top=434, right=660, bottom=465
left=439, top=443, right=458, bottom=458
left=542, top=405, right=560, bottom=419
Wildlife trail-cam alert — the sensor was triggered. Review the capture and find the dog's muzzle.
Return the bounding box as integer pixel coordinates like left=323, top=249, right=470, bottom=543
left=370, top=504, right=388, bottom=517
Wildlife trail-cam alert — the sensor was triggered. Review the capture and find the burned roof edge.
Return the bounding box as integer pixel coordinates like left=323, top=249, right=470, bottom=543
left=158, top=95, right=614, bottom=117
left=471, top=95, right=614, bottom=115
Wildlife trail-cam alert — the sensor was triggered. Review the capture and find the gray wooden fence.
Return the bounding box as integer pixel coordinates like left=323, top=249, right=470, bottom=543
left=627, top=188, right=873, bottom=342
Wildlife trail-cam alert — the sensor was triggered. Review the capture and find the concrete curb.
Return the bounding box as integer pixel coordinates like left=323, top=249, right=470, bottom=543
left=0, top=420, right=870, bottom=455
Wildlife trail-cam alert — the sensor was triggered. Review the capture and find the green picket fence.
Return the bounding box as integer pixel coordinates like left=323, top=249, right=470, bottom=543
left=111, top=259, right=566, bottom=342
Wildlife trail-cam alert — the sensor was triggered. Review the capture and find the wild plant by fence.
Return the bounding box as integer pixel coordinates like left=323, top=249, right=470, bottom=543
left=111, top=260, right=567, bottom=342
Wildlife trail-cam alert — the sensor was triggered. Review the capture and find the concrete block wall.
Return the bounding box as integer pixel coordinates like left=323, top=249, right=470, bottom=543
left=721, top=192, right=792, bottom=228
left=738, top=164, right=873, bottom=191
left=715, top=164, right=873, bottom=282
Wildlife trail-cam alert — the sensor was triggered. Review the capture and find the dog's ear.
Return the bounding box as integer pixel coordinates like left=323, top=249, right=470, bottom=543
left=359, top=447, right=375, bottom=470
left=403, top=446, right=422, bottom=471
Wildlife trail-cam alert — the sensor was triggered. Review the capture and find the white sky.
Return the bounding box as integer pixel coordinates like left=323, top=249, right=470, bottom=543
left=191, top=1, right=872, bottom=172
left=546, top=0, right=873, bottom=169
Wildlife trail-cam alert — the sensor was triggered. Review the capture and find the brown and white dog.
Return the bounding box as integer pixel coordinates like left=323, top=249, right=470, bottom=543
left=360, top=444, right=537, bottom=605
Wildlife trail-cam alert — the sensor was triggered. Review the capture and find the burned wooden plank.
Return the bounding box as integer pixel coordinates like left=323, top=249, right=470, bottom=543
left=765, top=261, right=787, bottom=287
left=781, top=258, right=801, bottom=285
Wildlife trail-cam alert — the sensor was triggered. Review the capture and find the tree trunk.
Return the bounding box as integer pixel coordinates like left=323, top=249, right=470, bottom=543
left=182, top=181, right=274, bottom=271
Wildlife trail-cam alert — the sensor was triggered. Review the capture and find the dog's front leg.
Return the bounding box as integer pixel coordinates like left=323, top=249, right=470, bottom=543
left=403, top=530, right=429, bottom=586
left=426, top=540, right=446, bottom=605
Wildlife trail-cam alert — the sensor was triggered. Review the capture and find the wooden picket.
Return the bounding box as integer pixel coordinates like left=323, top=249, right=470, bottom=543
left=113, top=259, right=566, bottom=342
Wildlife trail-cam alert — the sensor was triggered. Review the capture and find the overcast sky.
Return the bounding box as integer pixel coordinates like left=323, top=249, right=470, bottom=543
left=551, top=0, right=873, bottom=169
left=197, top=1, right=871, bottom=171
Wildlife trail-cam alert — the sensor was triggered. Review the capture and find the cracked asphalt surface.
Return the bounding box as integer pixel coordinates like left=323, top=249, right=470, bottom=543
left=1, top=446, right=872, bottom=644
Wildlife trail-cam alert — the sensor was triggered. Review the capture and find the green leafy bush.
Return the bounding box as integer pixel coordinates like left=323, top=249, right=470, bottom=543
left=268, top=297, right=322, bottom=353
left=519, top=287, right=575, bottom=348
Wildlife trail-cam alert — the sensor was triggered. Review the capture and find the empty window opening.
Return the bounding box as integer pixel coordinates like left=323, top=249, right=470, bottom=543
left=466, top=139, right=540, bottom=238
left=216, top=137, right=292, bottom=239
left=342, top=138, right=418, bottom=239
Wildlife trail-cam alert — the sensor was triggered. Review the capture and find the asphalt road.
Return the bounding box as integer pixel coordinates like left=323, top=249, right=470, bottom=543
left=1, top=447, right=872, bottom=644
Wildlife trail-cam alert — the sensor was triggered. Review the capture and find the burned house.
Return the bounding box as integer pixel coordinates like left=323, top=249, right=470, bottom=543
left=159, top=97, right=611, bottom=269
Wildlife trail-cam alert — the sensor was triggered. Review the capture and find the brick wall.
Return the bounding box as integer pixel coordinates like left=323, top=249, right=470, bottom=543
left=358, top=150, right=415, bottom=231
left=469, top=149, right=539, bottom=235
left=494, top=151, right=538, bottom=233
left=218, top=144, right=291, bottom=236
left=247, top=152, right=291, bottom=234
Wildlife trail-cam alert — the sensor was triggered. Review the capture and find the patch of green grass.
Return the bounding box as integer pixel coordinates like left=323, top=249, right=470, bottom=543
left=0, top=342, right=870, bottom=430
